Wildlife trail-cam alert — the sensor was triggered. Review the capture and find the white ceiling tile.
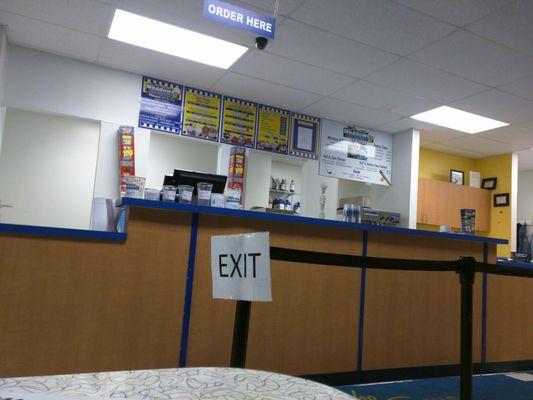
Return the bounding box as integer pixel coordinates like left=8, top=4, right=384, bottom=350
left=98, top=39, right=226, bottom=88
left=393, top=0, right=514, bottom=27
left=291, top=0, right=455, bottom=55
left=267, top=19, right=399, bottom=78
left=499, top=74, right=533, bottom=101
left=365, top=59, right=488, bottom=103
left=469, top=1, right=533, bottom=56
left=332, top=80, right=439, bottom=117
left=230, top=50, right=355, bottom=95
left=0, top=0, right=113, bottom=36
left=409, top=30, right=533, bottom=86
left=441, top=134, right=521, bottom=156
left=236, top=0, right=304, bottom=16
left=0, top=11, right=102, bottom=62
left=420, top=127, right=469, bottom=143
left=478, top=124, right=533, bottom=148
left=115, top=0, right=254, bottom=47
left=302, top=97, right=401, bottom=128
left=375, top=117, right=432, bottom=133
left=451, top=89, right=533, bottom=124
left=211, top=72, right=321, bottom=110
left=421, top=142, right=485, bottom=158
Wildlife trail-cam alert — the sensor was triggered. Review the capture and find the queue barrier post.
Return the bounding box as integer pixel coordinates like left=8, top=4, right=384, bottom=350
left=458, top=257, right=476, bottom=400
left=230, top=300, right=252, bottom=368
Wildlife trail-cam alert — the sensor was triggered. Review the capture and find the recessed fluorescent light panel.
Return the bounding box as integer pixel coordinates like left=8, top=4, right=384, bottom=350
left=410, top=106, right=508, bottom=134
left=108, top=9, right=248, bottom=69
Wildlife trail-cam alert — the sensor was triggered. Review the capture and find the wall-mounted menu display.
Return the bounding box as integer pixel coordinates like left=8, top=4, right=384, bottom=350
left=182, top=87, right=222, bottom=142
left=318, top=120, right=393, bottom=186
left=256, top=105, right=290, bottom=154
left=139, top=76, right=184, bottom=134
left=221, top=97, right=257, bottom=148
left=289, top=113, right=320, bottom=159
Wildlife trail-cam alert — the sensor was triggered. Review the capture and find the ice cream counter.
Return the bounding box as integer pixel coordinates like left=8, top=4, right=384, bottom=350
left=0, top=198, right=531, bottom=379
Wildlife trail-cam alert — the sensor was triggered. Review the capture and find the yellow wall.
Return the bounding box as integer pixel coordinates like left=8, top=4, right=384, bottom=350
left=418, top=148, right=513, bottom=257
left=419, top=148, right=476, bottom=186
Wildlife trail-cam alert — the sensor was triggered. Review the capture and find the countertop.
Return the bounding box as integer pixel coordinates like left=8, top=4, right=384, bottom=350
left=0, top=197, right=508, bottom=245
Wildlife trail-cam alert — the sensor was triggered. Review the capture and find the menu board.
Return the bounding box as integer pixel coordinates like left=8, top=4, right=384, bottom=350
left=182, top=87, right=222, bottom=142
left=221, top=96, right=257, bottom=148
left=139, top=76, right=183, bottom=134
left=256, top=105, right=290, bottom=154
left=289, top=113, right=320, bottom=159
left=318, top=120, right=393, bottom=185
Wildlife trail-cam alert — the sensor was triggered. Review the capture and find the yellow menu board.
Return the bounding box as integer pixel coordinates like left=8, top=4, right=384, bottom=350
left=256, top=105, right=290, bottom=154
left=221, top=96, right=257, bottom=148
left=182, top=87, right=222, bottom=142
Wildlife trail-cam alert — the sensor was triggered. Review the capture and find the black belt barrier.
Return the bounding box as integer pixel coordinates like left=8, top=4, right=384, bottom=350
left=229, top=247, right=533, bottom=400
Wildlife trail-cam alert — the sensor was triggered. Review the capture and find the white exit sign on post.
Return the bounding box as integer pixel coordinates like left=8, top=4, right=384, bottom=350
left=211, top=232, right=272, bottom=302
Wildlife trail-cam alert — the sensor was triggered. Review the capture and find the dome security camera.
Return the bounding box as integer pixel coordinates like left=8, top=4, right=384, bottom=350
left=255, top=37, right=268, bottom=50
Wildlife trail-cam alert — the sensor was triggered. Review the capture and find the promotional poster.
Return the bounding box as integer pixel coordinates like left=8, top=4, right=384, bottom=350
left=319, top=120, right=393, bottom=186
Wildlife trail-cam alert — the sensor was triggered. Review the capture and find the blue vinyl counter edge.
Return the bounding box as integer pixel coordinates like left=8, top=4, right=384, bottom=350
left=119, top=197, right=507, bottom=245
left=0, top=222, right=127, bottom=242
left=496, top=259, right=533, bottom=269
left=0, top=198, right=508, bottom=245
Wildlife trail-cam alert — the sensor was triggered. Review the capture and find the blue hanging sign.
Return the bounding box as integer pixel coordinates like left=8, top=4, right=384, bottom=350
left=204, top=0, right=276, bottom=39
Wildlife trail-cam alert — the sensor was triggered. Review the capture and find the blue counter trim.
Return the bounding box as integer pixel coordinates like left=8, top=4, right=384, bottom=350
left=119, top=198, right=507, bottom=245
left=481, top=243, right=488, bottom=366
left=179, top=212, right=200, bottom=368
left=357, top=230, right=368, bottom=371
left=0, top=223, right=127, bottom=241
left=496, top=260, right=533, bottom=269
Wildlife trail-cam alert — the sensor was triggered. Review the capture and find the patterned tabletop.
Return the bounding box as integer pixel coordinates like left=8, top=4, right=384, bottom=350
left=0, top=367, right=355, bottom=400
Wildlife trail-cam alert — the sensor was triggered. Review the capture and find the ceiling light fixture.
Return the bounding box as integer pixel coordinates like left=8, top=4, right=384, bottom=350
left=108, top=9, right=248, bottom=69
left=410, top=106, right=508, bottom=134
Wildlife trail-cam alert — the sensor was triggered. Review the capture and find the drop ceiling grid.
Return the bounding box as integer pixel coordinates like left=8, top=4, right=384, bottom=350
left=0, top=0, right=533, bottom=160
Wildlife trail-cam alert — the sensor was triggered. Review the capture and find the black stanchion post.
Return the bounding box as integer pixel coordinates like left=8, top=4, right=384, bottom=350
left=458, top=256, right=476, bottom=400
left=230, top=300, right=251, bottom=368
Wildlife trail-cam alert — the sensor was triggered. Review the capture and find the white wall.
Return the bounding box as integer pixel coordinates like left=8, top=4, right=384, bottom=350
left=517, top=169, right=533, bottom=223
left=5, top=46, right=141, bottom=126
left=146, top=133, right=219, bottom=189
left=301, top=159, right=339, bottom=219
left=244, top=150, right=272, bottom=210
left=93, top=122, right=151, bottom=200
left=0, top=28, right=8, bottom=157
left=0, top=108, right=99, bottom=228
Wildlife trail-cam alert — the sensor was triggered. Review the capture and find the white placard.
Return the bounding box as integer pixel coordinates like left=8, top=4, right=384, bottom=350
left=319, top=120, right=393, bottom=185
left=211, top=232, right=272, bottom=302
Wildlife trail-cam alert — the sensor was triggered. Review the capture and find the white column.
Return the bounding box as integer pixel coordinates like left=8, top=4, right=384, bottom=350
left=511, top=152, right=518, bottom=252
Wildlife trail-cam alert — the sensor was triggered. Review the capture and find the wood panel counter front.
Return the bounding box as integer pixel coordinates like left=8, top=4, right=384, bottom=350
left=0, top=200, right=528, bottom=380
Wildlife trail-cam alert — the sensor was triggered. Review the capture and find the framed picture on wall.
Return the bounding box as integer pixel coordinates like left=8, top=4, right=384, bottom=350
left=494, top=193, right=509, bottom=207
left=450, top=169, right=464, bottom=185
left=482, top=177, right=497, bottom=190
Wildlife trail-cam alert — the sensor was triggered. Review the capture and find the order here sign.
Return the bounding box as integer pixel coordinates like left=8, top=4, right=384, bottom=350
left=203, top=0, right=276, bottom=39
left=211, top=232, right=272, bottom=302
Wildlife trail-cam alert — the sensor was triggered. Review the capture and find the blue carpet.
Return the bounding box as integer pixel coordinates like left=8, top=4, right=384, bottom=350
left=337, top=372, right=533, bottom=400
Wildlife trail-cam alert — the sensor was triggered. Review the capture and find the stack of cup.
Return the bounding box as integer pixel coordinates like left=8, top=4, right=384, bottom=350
left=178, top=185, right=194, bottom=204
left=197, top=182, right=213, bottom=206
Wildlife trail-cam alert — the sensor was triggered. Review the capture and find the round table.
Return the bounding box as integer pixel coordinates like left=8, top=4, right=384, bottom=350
left=0, top=367, right=355, bottom=400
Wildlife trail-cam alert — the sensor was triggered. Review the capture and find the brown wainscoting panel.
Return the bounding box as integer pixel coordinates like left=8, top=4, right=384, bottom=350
left=486, top=273, right=533, bottom=362
left=363, top=233, right=487, bottom=370
left=186, top=215, right=362, bottom=376
left=0, top=208, right=191, bottom=377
